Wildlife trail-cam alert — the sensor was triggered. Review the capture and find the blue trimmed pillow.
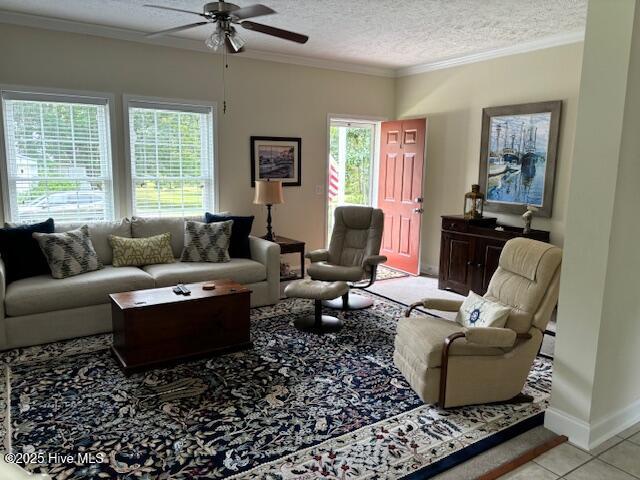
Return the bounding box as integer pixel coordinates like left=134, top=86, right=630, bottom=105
left=455, top=291, right=511, bottom=328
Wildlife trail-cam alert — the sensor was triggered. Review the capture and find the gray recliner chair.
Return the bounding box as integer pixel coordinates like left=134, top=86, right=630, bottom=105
left=306, top=205, right=387, bottom=309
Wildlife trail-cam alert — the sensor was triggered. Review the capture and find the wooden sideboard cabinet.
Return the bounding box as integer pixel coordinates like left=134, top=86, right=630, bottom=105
left=438, top=215, right=550, bottom=296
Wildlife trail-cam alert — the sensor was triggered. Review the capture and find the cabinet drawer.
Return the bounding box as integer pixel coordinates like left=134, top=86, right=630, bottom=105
left=442, top=218, right=468, bottom=233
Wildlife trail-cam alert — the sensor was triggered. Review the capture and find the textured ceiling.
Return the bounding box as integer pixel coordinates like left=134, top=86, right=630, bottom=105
left=0, top=0, right=587, bottom=69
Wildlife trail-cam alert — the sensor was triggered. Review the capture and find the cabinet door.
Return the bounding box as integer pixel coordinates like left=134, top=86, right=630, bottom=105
left=474, top=238, right=505, bottom=295
left=440, top=232, right=474, bottom=295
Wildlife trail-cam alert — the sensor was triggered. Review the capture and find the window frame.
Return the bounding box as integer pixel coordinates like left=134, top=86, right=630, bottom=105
left=122, top=95, right=218, bottom=218
left=0, top=85, right=120, bottom=223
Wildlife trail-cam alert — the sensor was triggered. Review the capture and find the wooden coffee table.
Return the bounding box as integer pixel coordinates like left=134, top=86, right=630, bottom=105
left=110, top=279, right=251, bottom=374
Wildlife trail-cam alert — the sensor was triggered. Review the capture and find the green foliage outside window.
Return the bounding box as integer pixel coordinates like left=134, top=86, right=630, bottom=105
left=328, top=124, right=374, bottom=239
left=329, top=125, right=372, bottom=205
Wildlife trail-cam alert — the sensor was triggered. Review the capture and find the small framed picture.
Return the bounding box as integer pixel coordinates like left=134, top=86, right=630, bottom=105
left=250, top=136, right=301, bottom=187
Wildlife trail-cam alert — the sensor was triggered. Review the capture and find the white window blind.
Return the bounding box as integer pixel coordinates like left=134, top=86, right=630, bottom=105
left=1, top=91, right=115, bottom=223
left=127, top=101, right=214, bottom=217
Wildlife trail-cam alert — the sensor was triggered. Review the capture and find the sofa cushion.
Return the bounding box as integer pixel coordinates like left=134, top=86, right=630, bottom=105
left=110, top=233, right=174, bottom=267
left=131, top=216, right=204, bottom=258
left=33, top=225, right=103, bottom=279
left=143, top=259, right=266, bottom=287
left=0, top=218, right=54, bottom=283
left=54, top=219, right=131, bottom=266
left=395, top=316, right=504, bottom=368
left=5, top=266, right=155, bottom=316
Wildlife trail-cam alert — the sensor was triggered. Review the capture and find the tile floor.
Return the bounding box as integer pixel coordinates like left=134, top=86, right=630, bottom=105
left=499, top=421, right=640, bottom=479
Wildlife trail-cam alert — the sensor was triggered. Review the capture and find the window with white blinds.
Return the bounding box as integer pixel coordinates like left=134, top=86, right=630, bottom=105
left=0, top=91, right=115, bottom=223
left=126, top=99, right=215, bottom=217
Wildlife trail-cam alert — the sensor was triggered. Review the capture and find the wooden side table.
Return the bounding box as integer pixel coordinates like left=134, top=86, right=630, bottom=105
left=271, top=235, right=306, bottom=281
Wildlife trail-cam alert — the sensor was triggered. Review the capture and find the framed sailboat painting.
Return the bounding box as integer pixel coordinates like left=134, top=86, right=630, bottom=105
left=478, top=101, right=562, bottom=217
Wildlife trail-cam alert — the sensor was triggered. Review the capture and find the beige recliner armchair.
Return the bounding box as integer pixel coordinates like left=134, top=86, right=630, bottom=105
left=394, top=238, right=561, bottom=408
left=306, top=206, right=387, bottom=309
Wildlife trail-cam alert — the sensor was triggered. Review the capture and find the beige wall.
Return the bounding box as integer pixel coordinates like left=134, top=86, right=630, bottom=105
left=0, top=23, right=584, bottom=272
left=546, top=0, right=640, bottom=449
left=395, top=43, right=583, bottom=273
left=0, top=24, right=395, bottom=255
left=592, top=0, right=640, bottom=423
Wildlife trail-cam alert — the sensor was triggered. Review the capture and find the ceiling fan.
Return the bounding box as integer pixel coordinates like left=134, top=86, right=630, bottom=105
left=144, top=1, right=309, bottom=53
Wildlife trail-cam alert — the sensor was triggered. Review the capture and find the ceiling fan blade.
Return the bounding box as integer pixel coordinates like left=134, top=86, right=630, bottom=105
left=240, top=21, right=309, bottom=44
left=225, top=36, right=244, bottom=54
left=230, top=4, right=275, bottom=20
left=145, top=21, right=209, bottom=38
left=144, top=5, right=207, bottom=17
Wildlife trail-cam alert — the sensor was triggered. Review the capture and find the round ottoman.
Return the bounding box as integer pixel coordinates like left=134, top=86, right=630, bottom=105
left=284, top=279, right=349, bottom=333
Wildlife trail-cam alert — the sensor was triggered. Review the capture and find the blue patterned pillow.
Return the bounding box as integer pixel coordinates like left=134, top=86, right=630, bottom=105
left=455, top=291, right=511, bottom=328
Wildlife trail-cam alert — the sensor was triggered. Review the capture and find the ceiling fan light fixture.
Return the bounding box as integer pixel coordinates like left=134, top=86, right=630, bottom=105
left=227, top=31, right=246, bottom=52
left=205, top=25, right=225, bottom=50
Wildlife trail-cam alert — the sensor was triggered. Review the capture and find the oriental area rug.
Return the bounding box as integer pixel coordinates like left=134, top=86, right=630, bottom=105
left=0, top=293, right=552, bottom=479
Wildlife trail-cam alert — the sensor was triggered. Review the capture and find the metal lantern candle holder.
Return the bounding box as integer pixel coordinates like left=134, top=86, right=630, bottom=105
left=464, top=184, right=484, bottom=219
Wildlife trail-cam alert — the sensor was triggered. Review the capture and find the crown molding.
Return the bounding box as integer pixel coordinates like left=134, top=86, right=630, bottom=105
left=396, top=31, right=585, bottom=77
left=0, top=10, right=396, bottom=78
left=236, top=48, right=395, bottom=77
left=0, top=9, right=584, bottom=79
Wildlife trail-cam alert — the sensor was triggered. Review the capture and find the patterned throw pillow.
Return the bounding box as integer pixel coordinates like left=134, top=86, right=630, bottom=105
left=181, top=220, right=233, bottom=263
left=109, top=233, right=175, bottom=267
left=455, top=291, right=511, bottom=328
left=33, top=225, right=103, bottom=279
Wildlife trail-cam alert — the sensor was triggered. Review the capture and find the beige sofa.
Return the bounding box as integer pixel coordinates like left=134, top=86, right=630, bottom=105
left=0, top=216, right=280, bottom=351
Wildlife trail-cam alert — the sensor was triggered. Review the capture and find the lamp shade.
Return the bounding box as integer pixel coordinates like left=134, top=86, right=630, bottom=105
left=253, top=180, right=284, bottom=205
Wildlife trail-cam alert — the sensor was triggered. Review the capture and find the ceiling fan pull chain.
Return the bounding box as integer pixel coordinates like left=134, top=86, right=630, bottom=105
left=222, top=48, right=228, bottom=114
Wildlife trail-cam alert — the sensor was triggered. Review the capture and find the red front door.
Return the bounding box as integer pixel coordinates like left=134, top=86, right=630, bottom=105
left=377, top=119, right=426, bottom=275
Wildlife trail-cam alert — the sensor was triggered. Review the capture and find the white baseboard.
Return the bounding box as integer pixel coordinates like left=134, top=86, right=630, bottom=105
left=420, top=264, right=439, bottom=276
left=590, top=397, right=640, bottom=448
left=545, top=397, right=640, bottom=450
left=544, top=407, right=591, bottom=450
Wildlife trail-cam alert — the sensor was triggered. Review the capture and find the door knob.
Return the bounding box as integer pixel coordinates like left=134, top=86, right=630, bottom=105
left=413, top=208, right=424, bottom=214
left=414, top=197, right=424, bottom=203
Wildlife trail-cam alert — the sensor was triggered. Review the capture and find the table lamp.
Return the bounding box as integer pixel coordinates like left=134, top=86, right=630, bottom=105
left=253, top=180, right=284, bottom=241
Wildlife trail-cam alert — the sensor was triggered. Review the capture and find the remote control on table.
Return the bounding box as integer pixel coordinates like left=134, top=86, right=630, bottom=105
left=178, top=284, right=191, bottom=296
